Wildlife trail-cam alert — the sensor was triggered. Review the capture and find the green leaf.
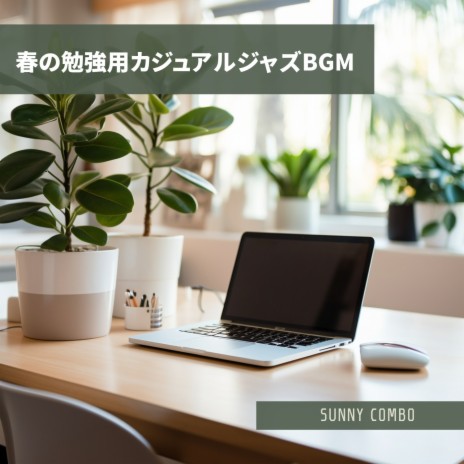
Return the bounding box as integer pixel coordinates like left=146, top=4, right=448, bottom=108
left=34, top=94, right=54, bottom=105
left=162, top=124, right=208, bottom=142
left=439, top=94, right=464, bottom=117
left=63, top=133, right=88, bottom=144
left=148, top=147, right=181, bottom=168
left=72, top=226, right=107, bottom=246
left=443, top=210, right=457, bottom=233
left=444, top=184, right=464, bottom=203
left=105, top=174, right=131, bottom=187
left=43, top=182, right=70, bottom=209
left=66, top=95, right=96, bottom=125
left=157, top=188, right=197, bottom=213
left=75, top=131, right=132, bottom=163
left=71, top=171, right=101, bottom=194
left=148, top=94, right=169, bottom=115
left=11, top=104, right=58, bottom=126
left=79, top=126, right=100, bottom=140
left=2, top=120, right=55, bottom=143
left=75, top=205, right=87, bottom=216
left=96, top=213, right=127, bottom=227
left=62, top=127, right=98, bottom=143
left=76, top=179, right=134, bottom=215
left=162, top=107, right=233, bottom=142
left=171, top=166, right=216, bottom=194
left=41, top=234, right=68, bottom=252
left=132, top=102, right=143, bottom=119
left=421, top=221, right=440, bottom=237
left=0, top=202, right=47, bottom=223
left=24, top=211, right=57, bottom=229
left=117, top=109, right=146, bottom=128
left=78, top=98, right=134, bottom=127
left=259, top=157, right=286, bottom=192
left=0, top=149, right=55, bottom=192
left=0, top=178, right=48, bottom=199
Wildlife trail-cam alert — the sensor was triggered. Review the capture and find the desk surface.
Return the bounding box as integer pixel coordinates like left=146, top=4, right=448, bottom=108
left=1, top=282, right=464, bottom=464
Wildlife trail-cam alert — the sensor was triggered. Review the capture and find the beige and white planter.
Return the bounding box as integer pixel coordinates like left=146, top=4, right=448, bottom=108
left=109, top=235, right=183, bottom=318
left=415, top=202, right=464, bottom=249
left=15, top=246, right=118, bottom=341
left=275, top=197, right=320, bottom=233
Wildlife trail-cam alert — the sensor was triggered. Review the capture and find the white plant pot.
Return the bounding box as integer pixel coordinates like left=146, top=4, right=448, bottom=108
left=15, top=246, right=118, bottom=341
left=275, top=197, right=320, bottom=232
left=414, top=202, right=464, bottom=249
left=109, top=235, right=183, bottom=318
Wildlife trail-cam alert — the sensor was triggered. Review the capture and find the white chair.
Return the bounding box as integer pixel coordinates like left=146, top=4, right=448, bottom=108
left=0, top=380, right=164, bottom=464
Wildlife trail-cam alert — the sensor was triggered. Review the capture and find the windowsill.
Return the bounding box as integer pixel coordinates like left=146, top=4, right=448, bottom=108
left=2, top=213, right=464, bottom=272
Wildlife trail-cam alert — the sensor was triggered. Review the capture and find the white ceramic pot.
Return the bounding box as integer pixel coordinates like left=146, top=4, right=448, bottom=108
left=414, top=202, right=464, bottom=249
left=15, top=246, right=118, bottom=340
left=275, top=197, right=320, bottom=232
left=109, top=235, right=183, bottom=318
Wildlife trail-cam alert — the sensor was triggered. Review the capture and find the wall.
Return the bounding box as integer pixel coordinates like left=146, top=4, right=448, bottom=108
left=179, top=234, right=464, bottom=317
left=1, top=227, right=463, bottom=317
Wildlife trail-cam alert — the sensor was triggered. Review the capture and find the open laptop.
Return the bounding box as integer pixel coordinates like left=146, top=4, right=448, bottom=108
left=130, top=232, right=374, bottom=367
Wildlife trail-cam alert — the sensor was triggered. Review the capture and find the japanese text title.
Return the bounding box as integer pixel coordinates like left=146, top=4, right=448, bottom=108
left=16, top=50, right=353, bottom=75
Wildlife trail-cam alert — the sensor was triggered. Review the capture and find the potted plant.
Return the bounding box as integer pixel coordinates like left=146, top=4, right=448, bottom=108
left=396, top=141, right=464, bottom=248
left=0, top=94, right=135, bottom=340
left=259, top=148, right=332, bottom=232
left=106, top=94, right=233, bottom=317
left=379, top=160, right=418, bottom=242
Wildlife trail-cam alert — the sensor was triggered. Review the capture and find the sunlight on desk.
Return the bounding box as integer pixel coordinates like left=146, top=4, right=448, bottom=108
left=1, top=283, right=464, bottom=464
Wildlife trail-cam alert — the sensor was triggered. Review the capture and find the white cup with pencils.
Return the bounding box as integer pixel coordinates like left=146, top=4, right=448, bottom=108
left=124, top=290, right=163, bottom=330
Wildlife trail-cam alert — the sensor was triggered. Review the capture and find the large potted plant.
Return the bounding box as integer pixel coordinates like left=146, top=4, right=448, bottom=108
left=397, top=141, right=464, bottom=248
left=260, top=148, right=332, bottom=232
left=106, top=94, right=233, bottom=317
left=0, top=94, right=135, bottom=339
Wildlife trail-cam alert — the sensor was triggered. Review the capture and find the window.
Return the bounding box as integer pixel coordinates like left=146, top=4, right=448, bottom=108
left=344, top=0, right=464, bottom=213
left=198, top=1, right=333, bottom=225
left=4, top=1, right=461, bottom=233
left=197, top=0, right=464, bottom=224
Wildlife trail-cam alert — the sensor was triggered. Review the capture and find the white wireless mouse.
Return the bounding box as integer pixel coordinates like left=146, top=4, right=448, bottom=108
left=360, top=343, right=430, bottom=370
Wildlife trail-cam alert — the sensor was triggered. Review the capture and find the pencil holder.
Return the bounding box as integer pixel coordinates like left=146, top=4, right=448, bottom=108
left=124, top=305, right=163, bottom=331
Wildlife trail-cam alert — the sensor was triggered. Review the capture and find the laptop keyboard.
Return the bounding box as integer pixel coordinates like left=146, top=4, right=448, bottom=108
left=180, top=323, right=329, bottom=349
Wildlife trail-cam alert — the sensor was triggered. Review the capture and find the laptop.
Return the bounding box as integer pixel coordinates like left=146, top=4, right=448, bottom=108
left=130, top=232, right=374, bottom=367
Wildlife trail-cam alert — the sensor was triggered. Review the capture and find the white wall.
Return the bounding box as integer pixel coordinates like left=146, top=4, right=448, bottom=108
left=180, top=234, right=464, bottom=317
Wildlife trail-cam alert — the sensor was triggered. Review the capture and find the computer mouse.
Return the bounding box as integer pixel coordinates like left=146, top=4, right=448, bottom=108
left=360, top=342, right=430, bottom=370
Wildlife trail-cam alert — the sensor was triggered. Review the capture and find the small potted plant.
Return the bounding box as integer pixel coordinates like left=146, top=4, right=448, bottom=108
left=259, top=148, right=332, bottom=232
left=0, top=94, right=135, bottom=340
left=106, top=94, right=234, bottom=317
left=379, top=160, right=418, bottom=242
left=395, top=141, right=464, bottom=248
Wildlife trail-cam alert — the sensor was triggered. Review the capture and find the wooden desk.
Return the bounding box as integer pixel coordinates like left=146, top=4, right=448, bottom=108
left=1, top=282, right=464, bottom=464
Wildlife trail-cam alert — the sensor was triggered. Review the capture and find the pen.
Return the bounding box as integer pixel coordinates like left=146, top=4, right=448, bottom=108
left=140, top=294, right=147, bottom=308
left=132, top=291, right=139, bottom=307
left=124, top=289, right=131, bottom=306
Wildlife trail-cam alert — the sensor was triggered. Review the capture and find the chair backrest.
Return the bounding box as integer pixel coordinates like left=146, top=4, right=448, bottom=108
left=0, top=381, right=163, bottom=464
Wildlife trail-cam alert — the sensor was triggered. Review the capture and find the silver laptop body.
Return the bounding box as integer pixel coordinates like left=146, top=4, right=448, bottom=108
left=130, top=232, right=374, bottom=367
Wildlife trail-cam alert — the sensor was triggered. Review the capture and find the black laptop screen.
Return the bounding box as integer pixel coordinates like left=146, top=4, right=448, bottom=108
left=222, top=233, right=374, bottom=339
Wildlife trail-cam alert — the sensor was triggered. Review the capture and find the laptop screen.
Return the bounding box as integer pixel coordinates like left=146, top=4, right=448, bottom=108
left=222, top=233, right=374, bottom=339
